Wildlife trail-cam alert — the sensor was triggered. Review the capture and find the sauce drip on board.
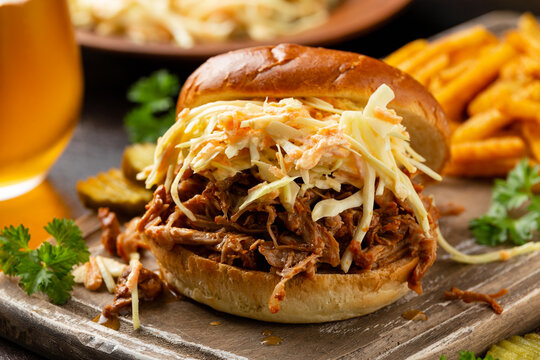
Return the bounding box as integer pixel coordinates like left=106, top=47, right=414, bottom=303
left=401, top=310, right=428, bottom=321
left=261, top=330, right=282, bottom=346
left=261, top=335, right=283, bottom=346
left=93, top=314, right=120, bottom=331
left=158, top=272, right=182, bottom=303
left=163, top=285, right=182, bottom=303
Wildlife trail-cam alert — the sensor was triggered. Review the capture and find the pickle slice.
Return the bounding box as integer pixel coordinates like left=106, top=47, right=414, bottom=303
left=77, top=168, right=152, bottom=216
left=487, top=333, right=540, bottom=359
left=121, top=143, right=156, bottom=184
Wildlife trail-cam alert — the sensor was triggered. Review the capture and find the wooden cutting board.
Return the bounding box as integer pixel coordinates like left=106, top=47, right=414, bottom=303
left=1, top=175, right=539, bottom=360
left=1, top=11, right=539, bottom=360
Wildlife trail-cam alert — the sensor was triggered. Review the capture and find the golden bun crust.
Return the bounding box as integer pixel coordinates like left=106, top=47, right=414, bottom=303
left=178, top=43, right=450, bottom=172
left=147, top=234, right=418, bottom=323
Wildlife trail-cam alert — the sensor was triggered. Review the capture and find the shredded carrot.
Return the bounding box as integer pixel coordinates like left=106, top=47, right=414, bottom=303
left=373, top=107, right=402, bottom=124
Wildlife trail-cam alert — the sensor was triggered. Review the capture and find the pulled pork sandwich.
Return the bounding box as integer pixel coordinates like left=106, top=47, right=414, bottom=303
left=137, top=44, right=450, bottom=323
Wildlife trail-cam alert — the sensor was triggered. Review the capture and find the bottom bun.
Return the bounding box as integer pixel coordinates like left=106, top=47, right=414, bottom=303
left=148, top=237, right=419, bottom=323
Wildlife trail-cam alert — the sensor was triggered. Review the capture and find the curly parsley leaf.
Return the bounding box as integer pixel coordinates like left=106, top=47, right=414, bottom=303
left=528, top=196, right=540, bottom=221
left=44, top=218, right=89, bottom=264
left=471, top=206, right=538, bottom=246
left=125, top=106, right=176, bottom=144
left=0, top=219, right=89, bottom=305
left=492, top=159, right=540, bottom=209
left=127, top=69, right=179, bottom=106
left=0, top=225, right=32, bottom=276
left=124, top=70, right=180, bottom=143
left=469, top=160, right=540, bottom=246
left=440, top=350, right=497, bottom=360
left=470, top=214, right=509, bottom=246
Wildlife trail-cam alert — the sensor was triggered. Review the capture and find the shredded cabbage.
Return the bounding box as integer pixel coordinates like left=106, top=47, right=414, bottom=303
left=95, top=256, right=117, bottom=293
left=280, top=181, right=300, bottom=212
left=100, top=257, right=126, bottom=277
left=72, top=256, right=126, bottom=287
left=341, top=162, right=375, bottom=272
left=238, top=176, right=298, bottom=211
left=266, top=121, right=305, bottom=139
left=312, top=191, right=363, bottom=222
left=129, top=253, right=141, bottom=331
left=437, top=228, right=540, bottom=264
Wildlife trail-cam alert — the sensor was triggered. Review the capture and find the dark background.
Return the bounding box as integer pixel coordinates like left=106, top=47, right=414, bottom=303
left=3, top=0, right=540, bottom=358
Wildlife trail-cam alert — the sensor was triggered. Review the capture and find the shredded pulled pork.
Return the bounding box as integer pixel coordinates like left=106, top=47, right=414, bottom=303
left=84, top=256, right=103, bottom=291
left=139, top=170, right=439, bottom=312
left=102, top=263, right=163, bottom=319
left=98, top=208, right=150, bottom=262
left=437, top=202, right=465, bottom=217
left=98, top=208, right=120, bottom=255
left=444, top=286, right=508, bottom=314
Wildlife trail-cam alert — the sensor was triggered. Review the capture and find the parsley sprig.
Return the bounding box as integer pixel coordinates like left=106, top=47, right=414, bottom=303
left=0, top=219, right=90, bottom=305
left=469, top=160, right=540, bottom=246
left=440, top=350, right=496, bottom=360
left=124, top=69, right=180, bottom=143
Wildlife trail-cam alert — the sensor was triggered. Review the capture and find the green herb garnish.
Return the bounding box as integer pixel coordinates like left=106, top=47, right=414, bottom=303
left=440, top=350, right=497, bottom=360
left=0, top=219, right=90, bottom=305
left=124, top=69, right=180, bottom=143
left=470, top=159, right=540, bottom=246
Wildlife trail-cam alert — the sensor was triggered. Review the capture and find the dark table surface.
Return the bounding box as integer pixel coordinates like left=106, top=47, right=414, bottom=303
left=2, top=0, right=540, bottom=358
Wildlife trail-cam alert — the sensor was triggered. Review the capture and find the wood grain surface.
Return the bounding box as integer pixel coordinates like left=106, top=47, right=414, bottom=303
left=1, top=177, right=539, bottom=359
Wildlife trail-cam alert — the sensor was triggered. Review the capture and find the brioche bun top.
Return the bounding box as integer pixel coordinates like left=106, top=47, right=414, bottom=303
left=177, top=43, right=449, bottom=172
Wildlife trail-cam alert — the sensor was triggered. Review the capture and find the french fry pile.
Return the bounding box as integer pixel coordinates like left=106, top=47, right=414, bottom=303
left=385, top=13, right=540, bottom=177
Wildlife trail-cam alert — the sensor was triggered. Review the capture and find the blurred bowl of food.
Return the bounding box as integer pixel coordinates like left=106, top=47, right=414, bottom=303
left=70, top=0, right=411, bottom=59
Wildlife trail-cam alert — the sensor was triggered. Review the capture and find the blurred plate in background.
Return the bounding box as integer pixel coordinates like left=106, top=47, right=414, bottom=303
left=75, top=0, right=411, bottom=59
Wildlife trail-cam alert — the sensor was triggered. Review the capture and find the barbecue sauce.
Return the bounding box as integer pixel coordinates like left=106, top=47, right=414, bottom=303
left=157, top=271, right=182, bottom=303
left=261, top=336, right=283, bottom=346
left=401, top=309, right=428, bottom=321
left=93, top=314, right=120, bottom=331
left=163, top=284, right=182, bottom=303
left=261, top=330, right=282, bottom=346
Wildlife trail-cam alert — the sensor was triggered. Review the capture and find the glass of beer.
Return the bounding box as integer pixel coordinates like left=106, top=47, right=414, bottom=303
left=0, top=0, right=82, bottom=200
